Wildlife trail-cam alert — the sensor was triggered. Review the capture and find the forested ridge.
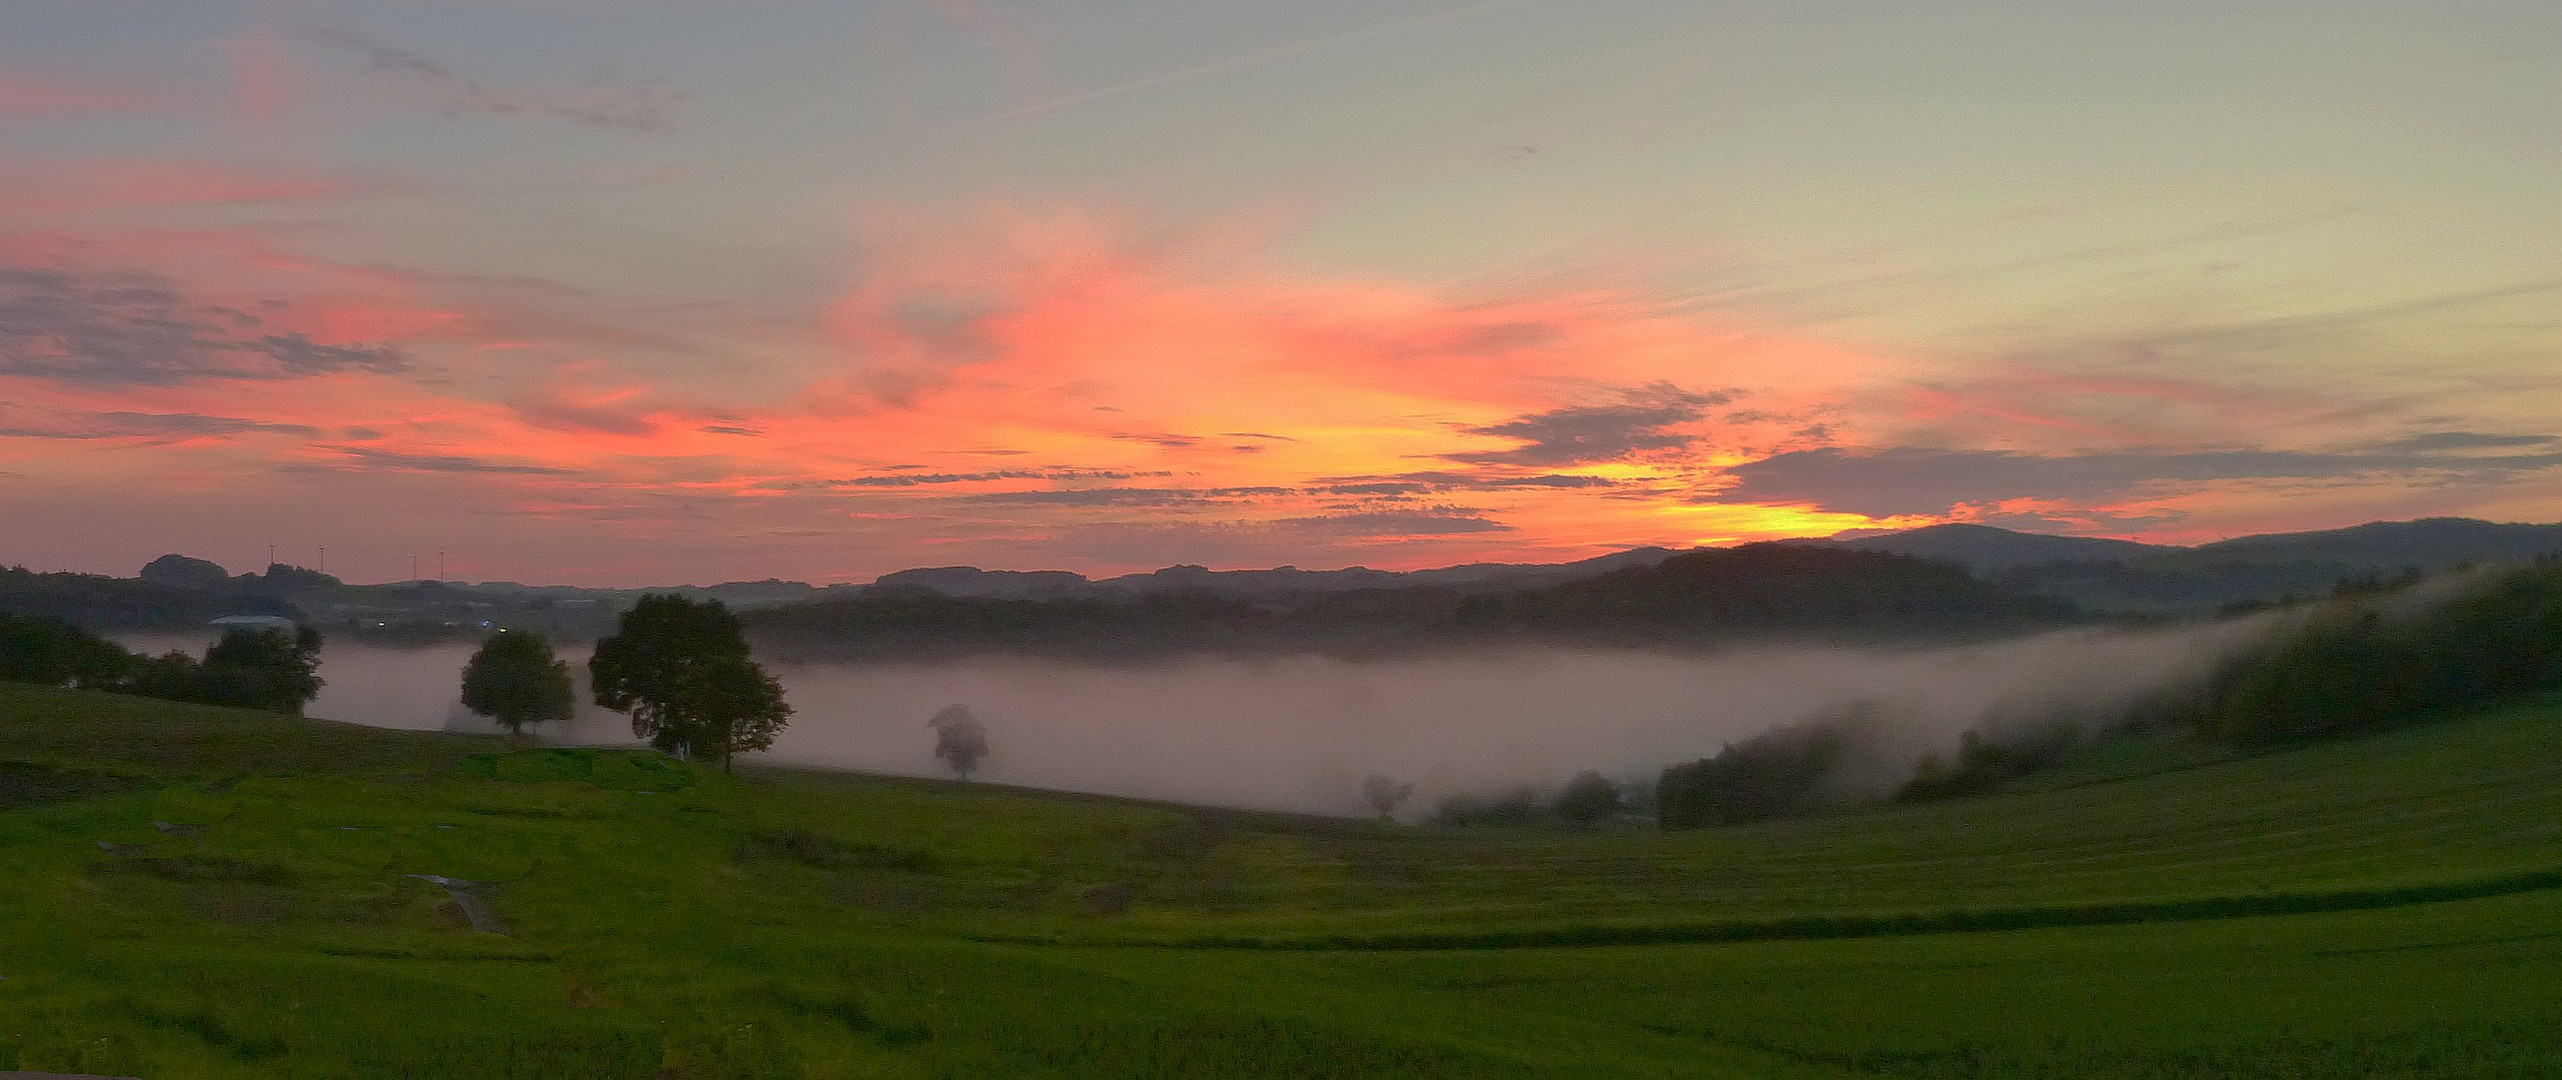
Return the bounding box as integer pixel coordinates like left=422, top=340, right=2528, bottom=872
left=745, top=544, right=2080, bottom=662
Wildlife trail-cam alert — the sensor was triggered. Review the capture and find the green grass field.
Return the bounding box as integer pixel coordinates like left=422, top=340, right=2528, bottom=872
left=4, top=680, right=2560, bottom=1078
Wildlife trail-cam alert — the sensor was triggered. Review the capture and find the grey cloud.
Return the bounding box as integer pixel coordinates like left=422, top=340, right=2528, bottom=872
left=511, top=395, right=659, bottom=436
left=954, top=486, right=1292, bottom=508
left=1111, top=432, right=1201, bottom=449
left=1486, top=474, right=1618, bottom=489
left=247, top=333, right=407, bottom=375
left=2374, top=431, right=2560, bottom=452
left=846, top=472, right=1038, bottom=487
left=0, top=409, right=320, bottom=441
left=1311, top=470, right=1622, bottom=495
left=322, top=446, right=574, bottom=475
left=835, top=469, right=1168, bottom=488
left=1451, top=384, right=1733, bottom=466
left=1721, top=445, right=2562, bottom=517
left=953, top=488, right=1204, bottom=508
left=1320, top=481, right=1436, bottom=496
left=835, top=470, right=1158, bottom=491
left=1276, top=509, right=1511, bottom=536
left=315, top=26, right=687, bottom=135
left=0, top=268, right=410, bottom=385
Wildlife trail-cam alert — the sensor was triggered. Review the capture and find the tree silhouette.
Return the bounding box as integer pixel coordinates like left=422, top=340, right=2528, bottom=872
left=1361, top=773, right=1414, bottom=821
left=1554, top=770, right=1624, bottom=827
left=459, top=630, right=574, bottom=737
left=928, top=704, right=990, bottom=780
left=590, top=595, right=791, bottom=769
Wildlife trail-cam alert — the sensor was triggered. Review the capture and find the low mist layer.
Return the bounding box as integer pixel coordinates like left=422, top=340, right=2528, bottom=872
left=124, top=619, right=2270, bottom=816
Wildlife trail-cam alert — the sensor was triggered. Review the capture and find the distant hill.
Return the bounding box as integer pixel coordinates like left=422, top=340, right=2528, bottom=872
left=18, top=517, right=2561, bottom=642
left=870, top=566, right=1094, bottom=598
left=2190, top=517, right=2562, bottom=569
left=864, top=547, right=1685, bottom=601
left=744, top=544, right=2075, bottom=663
left=1817, top=524, right=2167, bottom=571
left=1805, top=517, right=2562, bottom=614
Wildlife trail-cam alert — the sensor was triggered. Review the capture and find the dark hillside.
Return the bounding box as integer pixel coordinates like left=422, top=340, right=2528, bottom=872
left=1825, top=523, right=2166, bottom=571
left=1454, top=543, right=2075, bottom=642
left=2190, top=517, right=2562, bottom=569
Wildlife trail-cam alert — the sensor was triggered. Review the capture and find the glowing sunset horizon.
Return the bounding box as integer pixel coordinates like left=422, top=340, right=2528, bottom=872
left=5, top=3, right=2558, bottom=586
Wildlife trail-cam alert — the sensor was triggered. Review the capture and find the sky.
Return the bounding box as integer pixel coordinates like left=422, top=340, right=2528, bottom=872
left=2, top=0, right=2558, bottom=586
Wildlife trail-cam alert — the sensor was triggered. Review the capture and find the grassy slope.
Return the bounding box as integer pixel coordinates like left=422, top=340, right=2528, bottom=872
left=2, top=681, right=2560, bottom=1077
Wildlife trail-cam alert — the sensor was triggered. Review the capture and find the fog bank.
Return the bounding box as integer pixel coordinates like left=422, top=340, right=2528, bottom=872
left=120, top=619, right=2270, bottom=816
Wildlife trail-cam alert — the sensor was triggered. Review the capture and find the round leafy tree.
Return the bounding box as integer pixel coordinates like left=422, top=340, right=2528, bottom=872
left=459, top=630, right=575, bottom=737
left=928, top=704, right=990, bottom=780
left=589, top=595, right=791, bottom=768
left=191, top=626, right=325, bottom=715
left=1554, top=770, right=1624, bottom=827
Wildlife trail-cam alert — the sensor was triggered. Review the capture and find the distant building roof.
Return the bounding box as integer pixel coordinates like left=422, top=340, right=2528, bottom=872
left=208, top=614, right=297, bottom=631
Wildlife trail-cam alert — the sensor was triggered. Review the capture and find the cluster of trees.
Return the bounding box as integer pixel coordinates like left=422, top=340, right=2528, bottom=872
left=2200, top=560, right=2562, bottom=743
left=0, top=613, right=324, bottom=714
left=1895, top=722, right=2081, bottom=803
left=0, top=613, right=137, bottom=689
left=745, top=544, right=2082, bottom=664
left=459, top=595, right=795, bottom=770
left=1657, top=711, right=1866, bottom=829
left=0, top=590, right=950, bottom=778
left=465, top=597, right=1008, bottom=779
left=1428, top=770, right=1628, bottom=829
left=1684, top=559, right=2562, bottom=821
left=1908, top=558, right=2562, bottom=793
left=0, top=558, right=328, bottom=631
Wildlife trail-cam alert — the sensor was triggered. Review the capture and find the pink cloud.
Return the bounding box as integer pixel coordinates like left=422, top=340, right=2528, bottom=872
left=0, top=159, right=414, bottom=217
left=0, top=74, right=168, bottom=116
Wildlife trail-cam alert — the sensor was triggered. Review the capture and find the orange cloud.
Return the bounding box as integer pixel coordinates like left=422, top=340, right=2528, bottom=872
left=30, top=199, right=2342, bottom=581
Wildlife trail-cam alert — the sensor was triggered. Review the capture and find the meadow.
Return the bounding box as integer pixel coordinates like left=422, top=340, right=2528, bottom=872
left=3, top=680, right=2559, bottom=1077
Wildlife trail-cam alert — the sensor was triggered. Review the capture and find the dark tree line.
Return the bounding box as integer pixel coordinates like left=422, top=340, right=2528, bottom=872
left=747, top=544, right=2081, bottom=664
left=0, top=613, right=324, bottom=714
left=1431, top=770, right=1628, bottom=829
left=1657, top=711, right=1865, bottom=830
left=2202, top=560, right=2562, bottom=742
left=0, top=560, right=328, bottom=631
left=1667, top=558, right=2562, bottom=824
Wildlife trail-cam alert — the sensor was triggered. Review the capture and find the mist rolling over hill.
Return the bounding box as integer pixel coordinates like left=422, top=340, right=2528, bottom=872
left=12, top=2, right=2562, bottom=1074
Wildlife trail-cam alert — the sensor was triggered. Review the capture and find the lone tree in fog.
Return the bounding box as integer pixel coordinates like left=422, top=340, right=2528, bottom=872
left=590, top=595, right=792, bottom=770
left=459, top=630, right=574, bottom=738
left=928, top=704, right=990, bottom=780
left=1361, top=774, right=1415, bottom=821
left=1554, top=770, right=1624, bottom=827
